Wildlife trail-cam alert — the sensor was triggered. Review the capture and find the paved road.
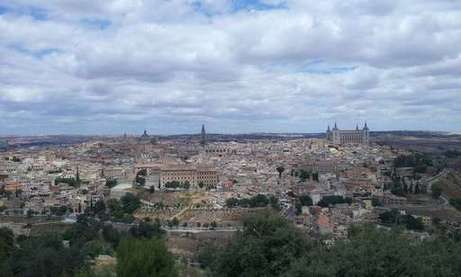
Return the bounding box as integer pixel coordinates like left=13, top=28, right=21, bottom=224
left=163, top=227, right=239, bottom=233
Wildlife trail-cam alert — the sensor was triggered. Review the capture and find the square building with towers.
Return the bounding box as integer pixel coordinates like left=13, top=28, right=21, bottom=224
left=326, top=123, right=370, bottom=145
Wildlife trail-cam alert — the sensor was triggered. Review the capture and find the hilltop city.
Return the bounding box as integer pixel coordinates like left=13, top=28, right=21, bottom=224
left=1, top=124, right=461, bottom=275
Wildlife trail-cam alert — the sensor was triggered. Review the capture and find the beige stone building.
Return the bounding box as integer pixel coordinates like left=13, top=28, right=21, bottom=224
left=326, top=122, right=370, bottom=145
left=134, top=164, right=219, bottom=189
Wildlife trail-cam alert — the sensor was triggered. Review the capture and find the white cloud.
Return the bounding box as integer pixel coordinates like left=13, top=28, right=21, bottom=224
left=0, top=0, right=460, bottom=134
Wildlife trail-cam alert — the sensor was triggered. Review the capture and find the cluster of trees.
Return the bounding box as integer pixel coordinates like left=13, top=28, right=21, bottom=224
left=197, top=181, right=217, bottom=190
left=4, top=156, right=21, bottom=162
left=1, top=230, right=87, bottom=276
left=47, top=168, right=63, bottom=174
left=393, top=153, right=433, bottom=173
left=317, top=195, right=352, bottom=207
left=164, top=181, right=191, bottom=190
left=49, top=205, right=69, bottom=216
left=55, top=176, right=80, bottom=187
left=105, top=178, right=118, bottom=188
left=293, top=169, right=319, bottom=182
left=0, top=212, right=178, bottom=277
left=378, top=209, right=425, bottom=231
left=295, top=194, right=313, bottom=215
left=199, top=211, right=461, bottom=277
left=389, top=177, right=426, bottom=196
left=135, top=169, right=147, bottom=187
left=225, top=194, right=279, bottom=209
left=106, top=193, right=141, bottom=223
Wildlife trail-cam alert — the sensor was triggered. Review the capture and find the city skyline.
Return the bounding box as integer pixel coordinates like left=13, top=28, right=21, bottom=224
left=1, top=0, right=461, bottom=135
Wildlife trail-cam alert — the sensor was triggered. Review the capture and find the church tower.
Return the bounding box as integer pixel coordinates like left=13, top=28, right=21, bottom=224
left=200, top=124, right=207, bottom=146
left=363, top=122, right=370, bottom=144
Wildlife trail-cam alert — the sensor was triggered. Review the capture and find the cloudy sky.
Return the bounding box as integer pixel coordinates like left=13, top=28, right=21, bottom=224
left=1, top=0, right=460, bottom=135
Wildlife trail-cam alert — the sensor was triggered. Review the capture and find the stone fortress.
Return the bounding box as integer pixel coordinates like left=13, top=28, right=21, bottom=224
left=326, top=122, right=370, bottom=145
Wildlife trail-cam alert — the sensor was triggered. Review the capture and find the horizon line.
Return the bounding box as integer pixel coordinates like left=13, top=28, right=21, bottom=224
left=0, top=129, right=458, bottom=138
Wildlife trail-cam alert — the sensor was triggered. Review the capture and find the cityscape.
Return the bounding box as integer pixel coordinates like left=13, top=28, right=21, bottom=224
left=1, top=0, right=461, bottom=277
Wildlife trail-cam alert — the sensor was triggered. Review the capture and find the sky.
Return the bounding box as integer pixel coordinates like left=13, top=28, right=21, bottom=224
left=0, top=0, right=461, bottom=135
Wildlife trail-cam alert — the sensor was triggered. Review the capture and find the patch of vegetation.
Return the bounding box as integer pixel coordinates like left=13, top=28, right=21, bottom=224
left=449, top=198, right=461, bottom=211
left=200, top=211, right=461, bottom=277
left=431, top=184, right=443, bottom=199
left=318, top=195, right=352, bottom=207
left=294, top=169, right=319, bottom=182
left=55, top=176, right=80, bottom=187
left=117, top=237, right=177, bottom=277
left=105, top=178, right=118, bottom=188
left=393, top=153, right=433, bottom=173
left=135, top=169, right=147, bottom=186
left=1, top=211, right=176, bottom=277
left=295, top=194, right=313, bottom=215
left=225, top=194, right=279, bottom=209
left=164, top=181, right=191, bottom=190
left=50, top=205, right=69, bottom=216
left=378, top=209, right=425, bottom=231
left=107, top=193, right=141, bottom=223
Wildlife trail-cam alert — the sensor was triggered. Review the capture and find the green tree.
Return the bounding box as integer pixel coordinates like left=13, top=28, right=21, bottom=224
left=9, top=234, right=85, bottom=276
left=93, top=200, right=106, bottom=216
left=102, top=225, right=121, bottom=248
left=206, top=211, right=313, bottom=277
left=135, top=169, right=147, bottom=186
left=431, top=184, right=443, bottom=199
left=312, top=172, right=319, bottom=182
left=276, top=166, right=285, bottom=178
left=225, top=198, right=239, bottom=208
left=130, top=220, right=164, bottom=239
left=0, top=227, right=14, bottom=260
left=171, top=217, right=179, bottom=227
left=120, top=193, right=141, bottom=214
left=116, top=238, right=178, bottom=277
left=298, top=170, right=310, bottom=182
left=295, top=195, right=313, bottom=215
left=449, top=198, right=461, bottom=211
left=105, top=178, right=118, bottom=188
left=203, top=213, right=461, bottom=277
left=317, top=195, right=351, bottom=207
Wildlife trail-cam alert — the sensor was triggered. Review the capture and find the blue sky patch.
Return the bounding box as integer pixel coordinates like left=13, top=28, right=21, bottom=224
left=231, top=0, right=286, bottom=12
left=300, top=60, right=357, bottom=74
left=81, top=18, right=112, bottom=30
left=10, top=44, right=61, bottom=59
left=0, top=5, right=48, bottom=20
left=0, top=5, right=9, bottom=15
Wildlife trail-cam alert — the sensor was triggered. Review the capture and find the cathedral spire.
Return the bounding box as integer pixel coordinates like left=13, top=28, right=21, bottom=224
left=200, top=124, right=207, bottom=146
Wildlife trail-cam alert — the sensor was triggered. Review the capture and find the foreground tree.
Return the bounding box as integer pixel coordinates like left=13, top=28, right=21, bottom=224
left=202, top=212, right=461, bottom=277
left=203, top=211, right=314, bottom=277
left=117, top=238, right=178, bottom=277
